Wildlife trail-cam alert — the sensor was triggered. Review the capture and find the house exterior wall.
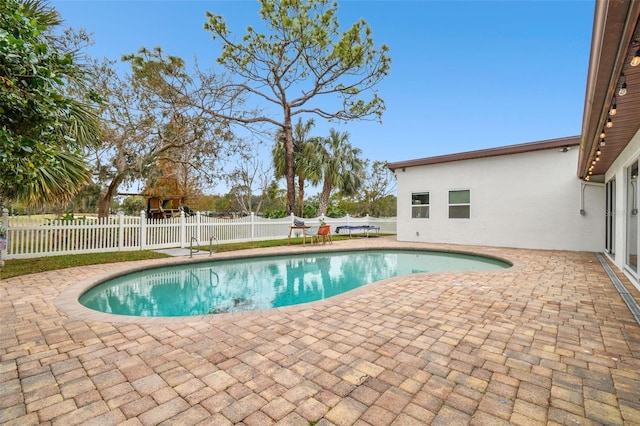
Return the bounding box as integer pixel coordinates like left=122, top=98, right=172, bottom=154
left=605, top=128, right=640, bottom=275
left=395, top=147, right=604, bottom=251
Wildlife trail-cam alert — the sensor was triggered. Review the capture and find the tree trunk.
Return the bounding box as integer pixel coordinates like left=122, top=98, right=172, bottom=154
left=97, top=176, right=123, bottom=219
left=297, top=177, right=305, bottom=217
left=284, top=108, right=295, bottom=215
left=317, top=179, right=332, bottom=217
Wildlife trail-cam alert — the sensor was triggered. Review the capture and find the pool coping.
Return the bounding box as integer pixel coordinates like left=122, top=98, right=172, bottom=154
left=54, top=238, right=519, bottom=325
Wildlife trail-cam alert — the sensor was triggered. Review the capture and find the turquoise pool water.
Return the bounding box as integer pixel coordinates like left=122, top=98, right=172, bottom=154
left=79, top=250, right=510, bottom=317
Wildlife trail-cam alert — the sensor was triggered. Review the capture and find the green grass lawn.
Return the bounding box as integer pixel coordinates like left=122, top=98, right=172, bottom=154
left=0, top=236, right=360, bottom=280
left=0, top=251, right=171, bottom=280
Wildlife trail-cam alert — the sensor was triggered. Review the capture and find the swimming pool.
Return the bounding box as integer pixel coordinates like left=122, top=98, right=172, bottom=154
left=79, top=249, right=510, bottom=317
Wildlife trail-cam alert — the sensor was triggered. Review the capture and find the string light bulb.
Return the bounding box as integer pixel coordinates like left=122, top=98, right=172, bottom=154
left=631, top=47, right=640, bottom=67
left=600, top=130, right=606, bottom=139
left=609, top=99, right=617, bottom=116
left=619, top=82, right=627, bottom=96
left=606, top=117, right=613, bottom=128
left=618, top=74, right=627, bottom=96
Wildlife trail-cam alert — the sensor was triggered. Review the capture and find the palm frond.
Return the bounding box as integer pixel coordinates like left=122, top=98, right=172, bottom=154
left=20, top=0, right=61, bottom=29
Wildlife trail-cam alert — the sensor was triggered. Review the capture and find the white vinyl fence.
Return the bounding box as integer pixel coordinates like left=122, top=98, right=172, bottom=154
left=0, top=208, right=396, bottom=260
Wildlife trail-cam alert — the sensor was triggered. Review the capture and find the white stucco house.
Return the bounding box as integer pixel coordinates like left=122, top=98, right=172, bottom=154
left=388, top=1, right=640, bottom=285
left=388, top=137, right=604, bottom=252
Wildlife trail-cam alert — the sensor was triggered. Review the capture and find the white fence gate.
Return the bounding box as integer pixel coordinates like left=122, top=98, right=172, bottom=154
left=0, top=209, right=396, bottom=260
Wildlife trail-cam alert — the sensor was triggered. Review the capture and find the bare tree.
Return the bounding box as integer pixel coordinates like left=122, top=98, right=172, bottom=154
left=357, top=160, right=396, bottom=216
left=88, top=50, right=239, bottom=217
left=227, top=146, right=275, bottom=215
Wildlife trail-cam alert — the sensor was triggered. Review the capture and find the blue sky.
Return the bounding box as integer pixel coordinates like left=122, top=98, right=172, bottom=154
left=52, top=0, right=595, bottom=179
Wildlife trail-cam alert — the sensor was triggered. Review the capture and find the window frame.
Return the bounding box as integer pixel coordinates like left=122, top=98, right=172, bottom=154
left=411, top=192, right=430, bottom=219
left=448, top=189, right=470, bottom=219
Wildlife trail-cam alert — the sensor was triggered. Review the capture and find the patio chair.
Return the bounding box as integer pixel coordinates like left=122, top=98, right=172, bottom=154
left=312, top=225, right=332, bottom=245
left=306, top=226, right=319, bottom=239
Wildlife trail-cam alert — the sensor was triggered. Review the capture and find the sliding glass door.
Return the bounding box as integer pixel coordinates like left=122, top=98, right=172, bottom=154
left=626, top=161, right=638, bottom=274
left=606, top=178, right=615, bottom=257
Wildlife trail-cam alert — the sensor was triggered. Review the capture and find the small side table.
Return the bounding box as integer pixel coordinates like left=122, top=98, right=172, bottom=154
left=288, top=226, right=311, bottom=245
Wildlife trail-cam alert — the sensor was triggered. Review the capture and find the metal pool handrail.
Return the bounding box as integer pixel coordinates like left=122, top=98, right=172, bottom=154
left=189, top=237, right=199, bottom=258
left=209, top=236, right=219, bottom=256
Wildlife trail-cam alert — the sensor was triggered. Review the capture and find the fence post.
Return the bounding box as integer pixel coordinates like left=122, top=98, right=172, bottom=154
left=196, top=211, right=201, bottom=244
left=180, top=210, right=186, bottom=248
left=118, top=211, right=125, bottom=251
left=0, top=208, right=8, bottom=267
left=346, top=213, right=351, bottom=226
left=140, top=210, right=147, bottom=250
left=251, top=212, right=255, bottom=240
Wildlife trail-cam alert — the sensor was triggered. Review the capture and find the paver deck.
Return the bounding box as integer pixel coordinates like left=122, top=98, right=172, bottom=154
left=1, top=237, right=640, bottom=425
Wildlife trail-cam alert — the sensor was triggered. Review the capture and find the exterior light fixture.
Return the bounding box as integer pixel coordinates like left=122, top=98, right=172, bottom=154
left=609, top=99, right=617, bottom=116
left=619, top=82, right=628, bottom=96
left=606, top=117, right=613, bottom=128
left=618, top=74, right=627, bottom=96
left=631, top=47, right=640, bottom=67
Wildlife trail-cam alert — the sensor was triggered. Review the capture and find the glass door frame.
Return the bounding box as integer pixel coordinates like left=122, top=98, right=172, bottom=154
left=605, top=178, right=615, bottom=257
left=625, top=161, right=638, bottom=277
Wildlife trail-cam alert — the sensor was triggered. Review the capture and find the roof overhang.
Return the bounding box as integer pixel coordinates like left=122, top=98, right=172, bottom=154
left=578, top=0, right=640, bottom=181
left=387, top=136, right=580, bottom=172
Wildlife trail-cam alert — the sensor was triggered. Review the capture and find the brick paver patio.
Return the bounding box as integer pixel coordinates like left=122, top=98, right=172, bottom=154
left=1, top=237, right=639, bottom=425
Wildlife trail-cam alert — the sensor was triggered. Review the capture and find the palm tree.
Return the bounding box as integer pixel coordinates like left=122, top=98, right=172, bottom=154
left=273, top=118, right=322, bottom=217
left=316, top=129, right=366, bottom=217
left=1, top=0, right=100, bottom=205
left=6, top=150, right=92, bottom=206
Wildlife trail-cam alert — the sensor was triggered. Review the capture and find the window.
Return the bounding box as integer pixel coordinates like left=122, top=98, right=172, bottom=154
left=449, top=190, right=470, bottom=218
left=411, top=192, right=429, bottom=218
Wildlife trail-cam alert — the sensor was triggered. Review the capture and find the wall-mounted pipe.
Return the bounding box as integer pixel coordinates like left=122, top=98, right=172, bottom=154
left=581, top=181, right=605, bottom=215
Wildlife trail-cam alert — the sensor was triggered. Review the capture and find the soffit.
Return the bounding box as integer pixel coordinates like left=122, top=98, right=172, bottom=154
left=579, top=0, right=640, bottom=180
